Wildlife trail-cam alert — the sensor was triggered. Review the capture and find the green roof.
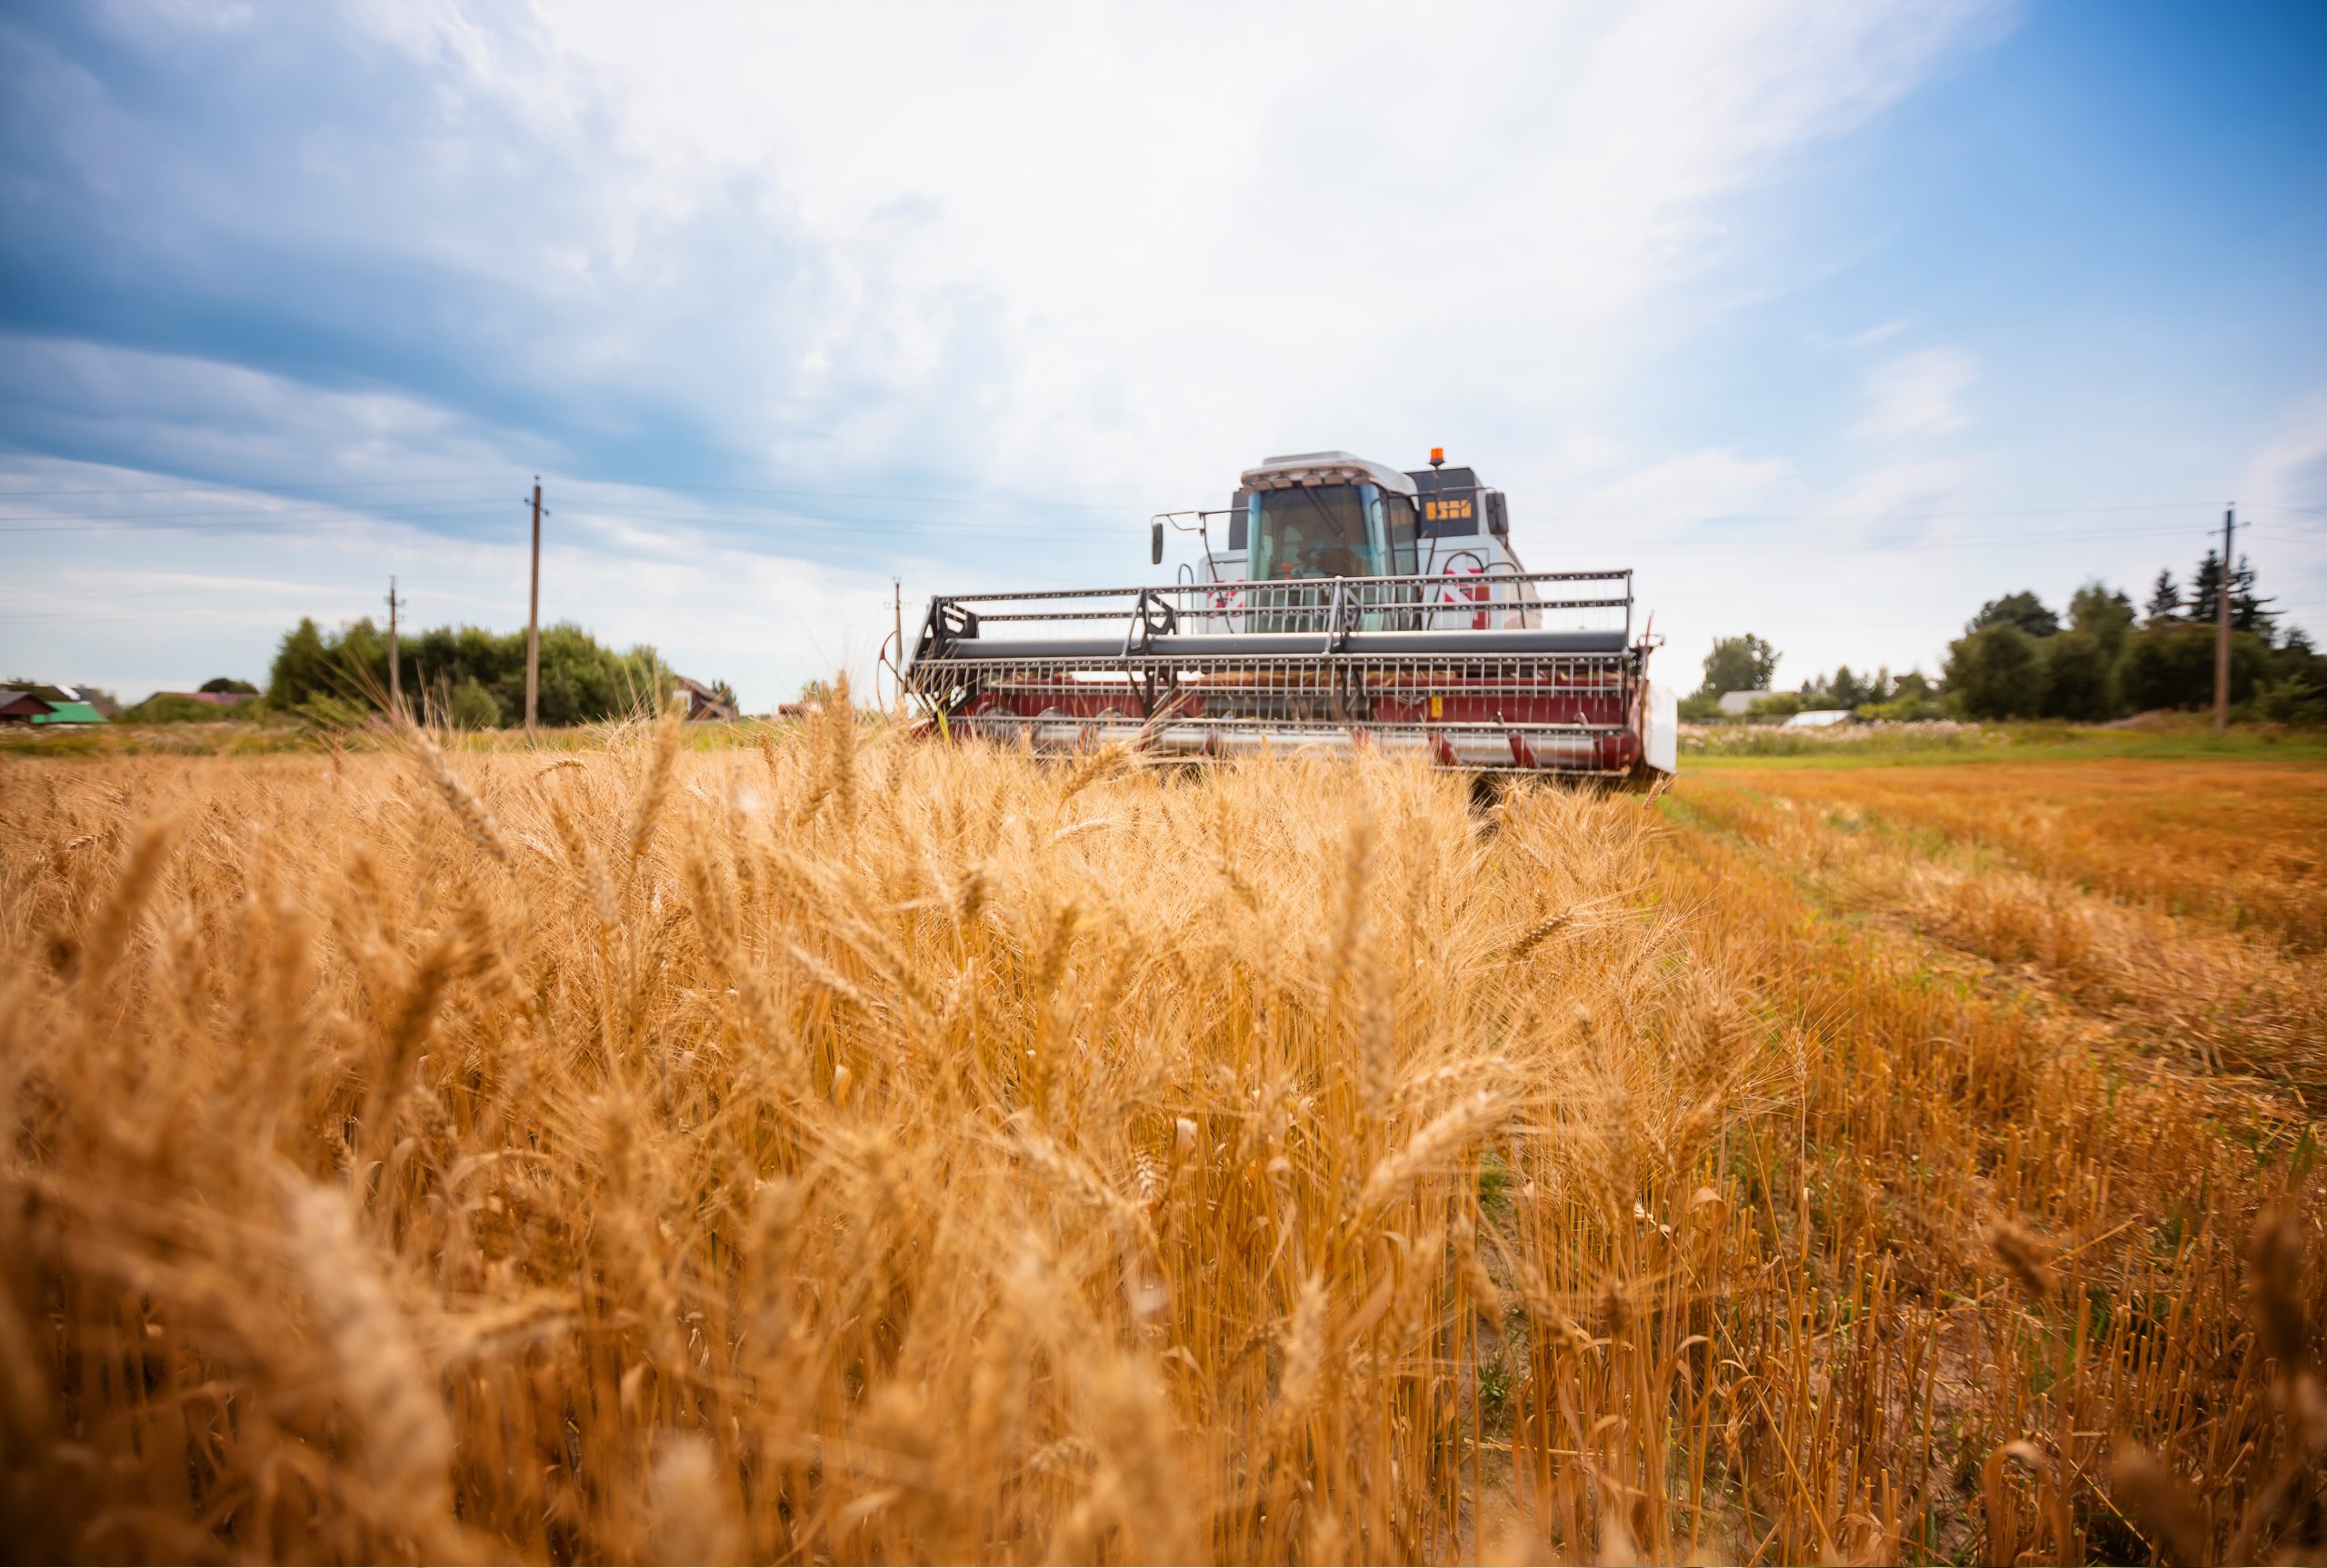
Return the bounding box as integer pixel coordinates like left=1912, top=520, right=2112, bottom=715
left=31, top=702, right=107, bottom=724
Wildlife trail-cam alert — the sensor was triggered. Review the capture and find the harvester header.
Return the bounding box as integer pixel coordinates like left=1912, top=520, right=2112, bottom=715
left=902, top=450, right=1676, bottom=781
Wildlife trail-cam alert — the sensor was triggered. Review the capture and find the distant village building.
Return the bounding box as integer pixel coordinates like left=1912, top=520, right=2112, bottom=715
left=0, top=689, right=53, bottom=724
left=0, top=686, right=107, bottom=724
left=1716, top=689, right=1773, bottom=715
left=671, top=675, right=737, bottom=723
left=160, top=690, right=255, bottom=708
left=1783, top=709, right=1853, bottom=729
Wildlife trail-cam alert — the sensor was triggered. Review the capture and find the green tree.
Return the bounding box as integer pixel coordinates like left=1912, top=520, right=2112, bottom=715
left=199, top=676, right=260, bottom=695
left=1944, top=624, right=2047, bottom=718
left=446, top=676, right=503, bottom=730
left=2068, top=582, right=2135, bottom=661
left=2143, top=569, right=2182, bottom=623
left=2117, top=624, right=2268, bottom=712
left=2183, top=550, right=2271, bottom=632
left=266, top=614, right=666, bottom=725
left=1698, top=634, right=1780, bottom=697
left=266, top=618, right=332, bottom=706
left=1967, top=591, right=2060, bottom=639
left=2039, top=630, right=2112, bottom=720
left=2270, top=627, right=2324, bottom=695
left=2189, top=551, right=2224, bottom=625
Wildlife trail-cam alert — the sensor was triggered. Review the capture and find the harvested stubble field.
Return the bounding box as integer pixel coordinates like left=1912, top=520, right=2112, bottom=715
left=2, top=709, right=2322, bottom=1565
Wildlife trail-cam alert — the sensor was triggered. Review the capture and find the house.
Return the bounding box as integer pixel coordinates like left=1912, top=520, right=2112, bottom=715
left=5, top=684, right=110, bottom=724
left=1716, top=689, right=1773, bottom=715
left=1782, top=709, right=1853, bottom=729
left=671, top=675, right=738, bottom=723
left=0, top=689, right=54, bottom=724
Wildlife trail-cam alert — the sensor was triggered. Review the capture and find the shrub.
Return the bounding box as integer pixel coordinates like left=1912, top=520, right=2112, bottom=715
left=1856, top=694, right=1947, bottom=723
left=2252, top=674, right=2325, bottom=728
left=121, top=691, right=254, bottom=724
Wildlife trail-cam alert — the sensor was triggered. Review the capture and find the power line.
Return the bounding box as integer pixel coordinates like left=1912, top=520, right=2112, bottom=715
left=559, top=477, right=1142, bottom=514
left=4, top=458, right=2257, bottom=524
left=0, top=496, right=519, bottom=524
left=0, top=474, right=524, bottom=499
left=1536, top=501, right=2221, bottom=524
left=1628, top=521, right=2232, bottom=556
left=0, top=509, right=1111, bottom=542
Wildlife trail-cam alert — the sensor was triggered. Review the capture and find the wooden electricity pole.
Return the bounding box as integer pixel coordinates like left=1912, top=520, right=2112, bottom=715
left=525, top=478, right=543, bottom=735
left=385, top=576, right=404, bottom=720
left=2212, top=504, right=2233, bottom=735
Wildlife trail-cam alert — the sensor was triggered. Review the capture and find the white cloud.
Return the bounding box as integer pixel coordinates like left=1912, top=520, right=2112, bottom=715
left=0, top=442, right=902, bottom=710
left=516, top=0, right=2007, bottom=498
left=1846, top=320, right=1912, bottom=347
left=1852, top=347, right=1979, bottom=441
left=1825, top=457, right=1972, bottom=523
left=4, top=0, right=2031, bottom=700
left=1569, top=446, right=1796, bottom=527
left=2239, top=390, right=2327, bottom=509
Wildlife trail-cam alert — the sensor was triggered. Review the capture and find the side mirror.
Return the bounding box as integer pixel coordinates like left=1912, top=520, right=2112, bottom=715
left=1485, top=491, right=1509, bottom=537
left=1150, top=519, right=1164, bottom=565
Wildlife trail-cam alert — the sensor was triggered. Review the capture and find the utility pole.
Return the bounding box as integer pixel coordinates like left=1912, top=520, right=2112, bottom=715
left=2212, top=504, right=2233, bottom=735
left=525, top=477, right=544, bottom=736
left=385, top=576, right=404, bottom=721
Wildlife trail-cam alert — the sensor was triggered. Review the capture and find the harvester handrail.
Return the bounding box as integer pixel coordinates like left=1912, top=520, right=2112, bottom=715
left=932, top=567, right=1633, bottom=604
left=963, top=596, right=1635, bottom=622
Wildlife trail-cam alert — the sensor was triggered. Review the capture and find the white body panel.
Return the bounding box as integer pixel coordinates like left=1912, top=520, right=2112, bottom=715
left=1645, top=684, right=1678, bottom=776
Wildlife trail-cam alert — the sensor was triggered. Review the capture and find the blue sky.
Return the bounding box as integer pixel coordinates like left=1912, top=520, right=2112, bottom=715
left=3, top=0, right=2322, bottom=706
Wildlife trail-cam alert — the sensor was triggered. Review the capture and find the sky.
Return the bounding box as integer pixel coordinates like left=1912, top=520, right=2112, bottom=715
left=3, top=0, right=2323, bottom=708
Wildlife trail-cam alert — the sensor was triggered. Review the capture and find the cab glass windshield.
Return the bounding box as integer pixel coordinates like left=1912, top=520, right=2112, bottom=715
left=1248, top=484, right=1416, bottom=580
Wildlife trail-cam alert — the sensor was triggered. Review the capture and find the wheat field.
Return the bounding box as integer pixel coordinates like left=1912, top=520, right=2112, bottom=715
left=1, top=705, right=2321, bottom=1564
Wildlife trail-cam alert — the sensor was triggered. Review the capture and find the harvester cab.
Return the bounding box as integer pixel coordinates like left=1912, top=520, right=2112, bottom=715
left=904, top=449, right=1678, bottom=782
left=1173, top=451, right=1533, bottom=635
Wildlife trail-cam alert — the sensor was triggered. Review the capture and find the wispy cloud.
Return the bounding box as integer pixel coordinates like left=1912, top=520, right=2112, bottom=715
left=1852, top=348, right=1980, bottom=441
left=2239, top=390, right=2327, bottom=509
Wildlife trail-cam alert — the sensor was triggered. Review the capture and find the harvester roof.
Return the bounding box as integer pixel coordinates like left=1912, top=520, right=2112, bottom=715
left=1240, top=451, right=1418, bottom=497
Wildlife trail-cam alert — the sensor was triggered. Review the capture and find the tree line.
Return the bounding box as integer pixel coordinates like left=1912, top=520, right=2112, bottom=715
left=265, top=616, right=691, bottom=728
left=1685, top=545, right=2324, bottom=725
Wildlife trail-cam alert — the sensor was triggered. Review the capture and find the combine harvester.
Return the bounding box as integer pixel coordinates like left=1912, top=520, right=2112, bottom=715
left=901, top=449, right=1676, bottom=784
